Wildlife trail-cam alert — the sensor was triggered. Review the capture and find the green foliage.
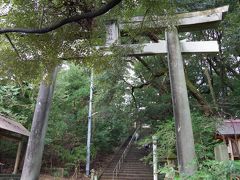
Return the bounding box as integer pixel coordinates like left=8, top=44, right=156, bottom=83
left=1, top=0, right=211, bottom=82
left=223, top=4, right=240, bottom=55
left=44, top=63, right=133, bottom=169
left=159, top=165, right=177, bottom=179
left=136, top=118, right=175, bottom=165
left=93, top=116, right=130, bottom=153
left=154, top=119, right=176, bottom=160
left=226, top=80, right=240, bottom=117
left=92, top=60, right=135, bottom=152
left=44, top=64, right=90, bottom=167
left=142, top=113, right=226, bottom=177
left=189, top=160, right=240, bottom=180
left=159, top=160, right=240, bottom=180
left=192, top=114, right=221, bottom=161
left=0, top=81, right=36, bottom=127
left=0, top=80, right=37, bottom=168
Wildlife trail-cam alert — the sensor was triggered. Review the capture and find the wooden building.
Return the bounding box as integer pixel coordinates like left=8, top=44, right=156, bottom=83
left=0, top=114, right=30, bottom=174
left=216, top=119, right=240, bottom=160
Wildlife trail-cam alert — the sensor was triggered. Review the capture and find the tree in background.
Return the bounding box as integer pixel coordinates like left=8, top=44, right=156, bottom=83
left=40, top=63, right=133, bottom=173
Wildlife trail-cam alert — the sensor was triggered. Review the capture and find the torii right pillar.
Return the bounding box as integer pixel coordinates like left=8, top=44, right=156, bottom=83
left=118, top=5, right=229, bottom=176
left=167, top=27, right=196, bottom=175
left=165, top=6, right=229, bottom=176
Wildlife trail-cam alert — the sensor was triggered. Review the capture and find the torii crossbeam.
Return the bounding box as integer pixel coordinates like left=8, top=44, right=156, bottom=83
left=105, top=5, right=229, bottom=176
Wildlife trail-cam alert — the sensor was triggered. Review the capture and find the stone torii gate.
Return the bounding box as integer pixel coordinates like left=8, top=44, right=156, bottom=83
left=18, top=5, right=229, bottom=180
left=105, top=5, right=229, bottom=176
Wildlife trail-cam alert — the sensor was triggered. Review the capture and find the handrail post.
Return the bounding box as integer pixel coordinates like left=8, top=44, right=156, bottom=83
left=90, top=169, right=95, bottom=180
left=153, top=136, right=158, bottom=180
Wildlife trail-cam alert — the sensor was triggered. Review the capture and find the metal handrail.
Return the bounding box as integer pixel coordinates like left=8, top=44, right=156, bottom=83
left=112, top=128, right=139, bottom=180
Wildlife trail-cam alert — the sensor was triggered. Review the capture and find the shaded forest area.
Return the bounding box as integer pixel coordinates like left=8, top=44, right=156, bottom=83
left=0, top=0, right=240, bottom=179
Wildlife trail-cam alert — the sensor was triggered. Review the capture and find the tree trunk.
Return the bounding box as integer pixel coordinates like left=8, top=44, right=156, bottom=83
left=185, top=76, right=213, bottom=116
left=21, top=67, right=58, bottom=180
left=203, top=68, right=218, bottom=110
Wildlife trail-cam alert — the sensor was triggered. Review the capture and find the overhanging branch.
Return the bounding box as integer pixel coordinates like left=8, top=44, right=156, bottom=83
left=5, top=34, right=22, bottom=59
left=123, top=78, right=150, bottom=109
left=0, top=0, right=122, bottom=34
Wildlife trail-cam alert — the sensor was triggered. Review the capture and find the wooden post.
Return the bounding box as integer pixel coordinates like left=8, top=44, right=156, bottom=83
left=21, top=67, right=58, bottom=180
left=238, top=139, right=240, bottom=154
left=13, top=141, right=23, bottom=174
left=228, top=138, right=234, bottom=160
left=152, top=136, right=158, bottom=180
left=167, top=27, right=197, bottom=176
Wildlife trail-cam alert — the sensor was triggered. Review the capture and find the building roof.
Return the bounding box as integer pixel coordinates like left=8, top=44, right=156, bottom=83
left=217, top=119, right=240, bottom=135
left=0, top=115, right=30, bottom=137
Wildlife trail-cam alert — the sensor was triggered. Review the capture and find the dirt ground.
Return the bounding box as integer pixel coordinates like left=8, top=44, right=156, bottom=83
left=38, top=152, right=114, bottom=180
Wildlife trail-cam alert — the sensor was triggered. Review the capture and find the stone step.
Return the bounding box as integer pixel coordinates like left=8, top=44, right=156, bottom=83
left=120, top=168, right=152, bottom=171
left=119, top=174, right=153, bottom=177
left=103, top=168, right=152, bottom=173
left=103, top=171, right=152, bottom=175
left=101, top=177, right=153, bottom=180
left=101, top=174, right=153, bottom=179
left=124, top=165, right=151, bottom=167
left=101, top=174, right=153, bottom=178
left=123, top=162, right=147, bottom=164
left=121, top=165, right=151, bottom=168
left=120, top=167, right=152, bottom=171
left=120, top=169, right=152, bottom=172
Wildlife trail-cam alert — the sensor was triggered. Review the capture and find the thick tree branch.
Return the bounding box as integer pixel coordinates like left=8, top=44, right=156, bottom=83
left=123, top=78, right=150, bottom=109
left=185, top=76, right=213, bottom=116
left=135, top=56, right=168, bottom=93
left=5, top=34, right=22, bottom=59
left=203, top=68, right=218, bottom=109
left=209, top=57, right=234, bottom=91
left=135, top=56, right=168, bottom=79
left=145, top=32, right=159, bottom=43
left=0, top=0, right=122, bottom=34
left=136, top=55, right=213, bottom=115
left=135, top=56, right=152, bottom=72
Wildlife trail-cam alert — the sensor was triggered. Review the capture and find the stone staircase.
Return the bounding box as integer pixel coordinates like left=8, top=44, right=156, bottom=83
left=99, top=136, right=131, bottom=180
left=100, top=143, right=153, bottom=180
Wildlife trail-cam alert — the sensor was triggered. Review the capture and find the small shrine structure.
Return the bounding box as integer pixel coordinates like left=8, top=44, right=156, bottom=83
left=216, top=119, right=240, bottom=160
left=0, top=114, right=30, bottom=174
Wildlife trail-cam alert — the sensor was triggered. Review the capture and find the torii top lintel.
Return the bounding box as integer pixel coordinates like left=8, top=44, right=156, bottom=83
left=119, top=5, right=229, bottom=32
left=104, top=5, right=229, bottom=55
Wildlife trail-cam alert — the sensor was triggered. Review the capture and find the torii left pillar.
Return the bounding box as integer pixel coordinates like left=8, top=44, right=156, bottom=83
left=21, top=67, right=58, bottom=180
